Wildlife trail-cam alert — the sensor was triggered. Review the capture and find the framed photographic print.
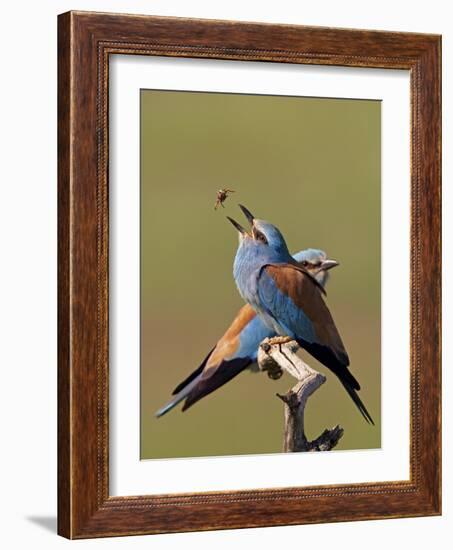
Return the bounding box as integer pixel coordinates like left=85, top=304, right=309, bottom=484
left=58, top=11, right=441, bottom=538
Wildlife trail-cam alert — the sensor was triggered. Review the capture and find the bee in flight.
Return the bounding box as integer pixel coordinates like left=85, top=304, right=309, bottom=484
left=214, top=188, right=235, bottom=210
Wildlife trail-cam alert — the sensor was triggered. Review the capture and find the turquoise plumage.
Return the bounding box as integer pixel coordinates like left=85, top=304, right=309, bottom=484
left=228, top=205, right=374, bottom=424
left=155, top=248, right=337, bottom=417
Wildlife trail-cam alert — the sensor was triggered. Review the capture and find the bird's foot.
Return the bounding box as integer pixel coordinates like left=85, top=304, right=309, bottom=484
left=259, top=338, right=286, bottom=380
left=259, top=336, right=298, bottom=379
left=266, top=336, right=293, bottom=347
left=265, top=364, right=283, bottom=380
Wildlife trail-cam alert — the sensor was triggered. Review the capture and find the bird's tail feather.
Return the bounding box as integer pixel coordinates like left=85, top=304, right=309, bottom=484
left=336, top=374, right=375, bottom=425
left=155, top=376, right=200, bottom=418
left=296, top=339, right=372, bottom=423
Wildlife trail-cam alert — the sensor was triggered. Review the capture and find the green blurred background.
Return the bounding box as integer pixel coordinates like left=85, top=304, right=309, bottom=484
left=140, top=90, right=381, bottom=459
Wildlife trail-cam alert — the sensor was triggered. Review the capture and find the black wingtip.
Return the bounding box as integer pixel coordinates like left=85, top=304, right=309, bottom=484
left=172, top=347, right=215, bottom=395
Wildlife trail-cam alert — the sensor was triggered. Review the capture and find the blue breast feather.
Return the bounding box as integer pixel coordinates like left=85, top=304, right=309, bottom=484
left=233, top=240, right=291, bottom=306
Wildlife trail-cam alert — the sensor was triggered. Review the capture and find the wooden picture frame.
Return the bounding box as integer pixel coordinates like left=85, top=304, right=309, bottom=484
left=58, top=11, right=441, bottom=539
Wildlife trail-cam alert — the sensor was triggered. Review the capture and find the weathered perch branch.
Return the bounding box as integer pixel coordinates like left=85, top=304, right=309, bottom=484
left=257, top=337, right=344, bottom=452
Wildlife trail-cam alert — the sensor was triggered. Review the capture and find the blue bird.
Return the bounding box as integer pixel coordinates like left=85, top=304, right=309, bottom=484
left=227, top=204, right=374, bottom=424
left=155, top=248, right=338, bottom=417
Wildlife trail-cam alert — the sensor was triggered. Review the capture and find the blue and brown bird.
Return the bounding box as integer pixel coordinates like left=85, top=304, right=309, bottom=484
left=227, top=204, right=374, bottom=424
left=155, top=248, right=338, bottom=417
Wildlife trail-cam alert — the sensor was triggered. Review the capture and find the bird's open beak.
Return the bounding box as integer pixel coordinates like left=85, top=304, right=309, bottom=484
left=227, top=216, right=247, bottom=235
left=227, top=205, right=256, bottom=236
left=239, top=204, right=255, bottom=226
left=321, top=259, right=339, bottom=271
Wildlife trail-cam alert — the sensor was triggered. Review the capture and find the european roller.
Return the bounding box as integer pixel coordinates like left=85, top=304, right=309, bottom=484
left=155, top=248, right=338, bottom=417
left=227, top=204, right=374, bottom=424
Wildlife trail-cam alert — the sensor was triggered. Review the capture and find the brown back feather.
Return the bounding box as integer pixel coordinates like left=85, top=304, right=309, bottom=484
left=265, top=263, right=348, bottom=366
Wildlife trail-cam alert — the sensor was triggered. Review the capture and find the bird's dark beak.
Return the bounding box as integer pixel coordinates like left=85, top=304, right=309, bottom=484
left=321, top=259, right=339, bottom=271
left=227, top=216, right=247, bottom=235
left=239, top=204, right=255, bottom=226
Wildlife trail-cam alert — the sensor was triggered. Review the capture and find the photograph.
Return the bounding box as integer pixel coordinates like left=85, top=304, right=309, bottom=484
left=140, top=89, right=381, bottom=459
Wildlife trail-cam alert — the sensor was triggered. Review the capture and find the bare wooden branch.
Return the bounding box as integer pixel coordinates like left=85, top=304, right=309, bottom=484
left=257, top=337, right=344, bottom=452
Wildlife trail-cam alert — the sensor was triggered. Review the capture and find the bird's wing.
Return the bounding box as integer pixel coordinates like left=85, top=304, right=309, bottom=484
left=258, top=263, right=350, bottom=374
left=257, top=263, right=375, bottom=424
left=182, top=357, right=251, bottom=411
left=158, top=305, right=271, bottom=416
left=171, top=347, right=215, bottom=395
left=181, top=304, right=269, bottom=410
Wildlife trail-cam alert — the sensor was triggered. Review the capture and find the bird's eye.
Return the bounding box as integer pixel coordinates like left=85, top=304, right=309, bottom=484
left=301, top=261, right=309, bottom=267
left=255, top=231, right=268, bottom=244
